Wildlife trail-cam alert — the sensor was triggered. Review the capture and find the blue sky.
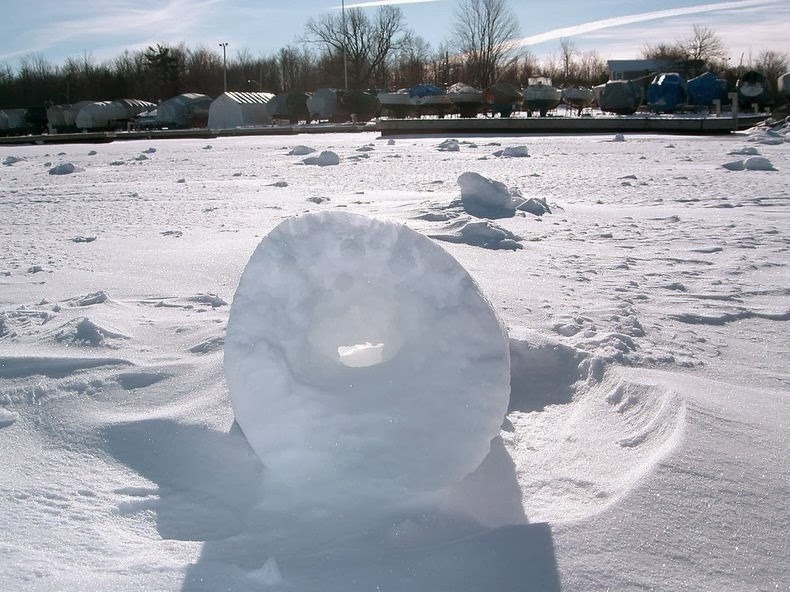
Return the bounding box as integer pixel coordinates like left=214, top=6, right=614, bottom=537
left=2, top=0, right=788, bottom=69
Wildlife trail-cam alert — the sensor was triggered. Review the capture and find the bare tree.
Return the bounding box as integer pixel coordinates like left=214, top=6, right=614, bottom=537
left=451, top=0, right=520, bottom=88
left=756, top=49, right=788, bottom=91
left=304, top=6, right=409, bottom=88
left=641, top=41, right=686, bottom=62
left=559, top=38, right=579, bottom=84
left=682, top=25, right=726, bottom=63
left=392, top=36, right=432, bottom=88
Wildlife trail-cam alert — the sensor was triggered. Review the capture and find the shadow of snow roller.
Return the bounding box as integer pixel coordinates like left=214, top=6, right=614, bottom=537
left=224, top=211, right=511, bottom=507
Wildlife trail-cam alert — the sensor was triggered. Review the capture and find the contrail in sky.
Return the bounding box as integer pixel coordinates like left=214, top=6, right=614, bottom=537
left=516, top=0, right=771, bottom=46
left=337, top=0, right=438, bottom=8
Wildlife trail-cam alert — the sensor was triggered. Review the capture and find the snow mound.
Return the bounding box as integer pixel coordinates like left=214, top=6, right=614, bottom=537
left=52, top=317, right=129, bottom=346
left=504, top=330, right=686, bottom=522
left=224, top=211, right=510, bottom=507
left=0, top=407, right=19, bottom=427
left=722, top=156, right=776, bottom=171
left=437, top=139, right=460, bottom=152
left=458, top=172, right=521, bottom=219
left=721, top=160, right=745, bottom=171
left=493, top=146, right=529, bottom=158
left=3, top=155, right=23, bottom=165
left=69, top=291, right=110, bottom=306
left=288, top=145, right=316, bottom=156
left=744, top=156, right=777, bottom=171
left=728, top=146, right=759, bottom=156
left=303, top=150, right=340, bottom=166
left=186, top=293, right=227, bottom=307
left=517, top=197, right=551, bottom=216
left=428, top=217, right=523, bottom=250
left=48, top=163, right=84, bottom=175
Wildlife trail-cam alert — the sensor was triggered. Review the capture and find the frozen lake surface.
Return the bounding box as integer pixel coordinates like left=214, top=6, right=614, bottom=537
left=1, top=128, right=788, bottom=591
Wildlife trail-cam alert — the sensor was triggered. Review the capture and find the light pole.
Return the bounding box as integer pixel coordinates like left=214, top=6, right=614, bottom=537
left=219, top=42, right=228, bottom=92
left=341, top=0, right=348, bottom=90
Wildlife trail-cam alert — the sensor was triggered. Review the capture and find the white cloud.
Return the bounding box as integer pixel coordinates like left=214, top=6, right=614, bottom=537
left=31, top=0, right=222, bottom=50
left=516, top=0, right=776, bottom=47
left=337, top=0, right=439, bottom=9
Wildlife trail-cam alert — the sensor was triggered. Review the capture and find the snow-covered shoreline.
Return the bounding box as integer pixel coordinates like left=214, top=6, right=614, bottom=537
left=1, top=130, right=788, bottom=590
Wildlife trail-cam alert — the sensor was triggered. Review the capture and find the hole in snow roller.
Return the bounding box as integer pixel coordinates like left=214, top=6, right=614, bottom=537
left=224, top=211, right=511, bottom=504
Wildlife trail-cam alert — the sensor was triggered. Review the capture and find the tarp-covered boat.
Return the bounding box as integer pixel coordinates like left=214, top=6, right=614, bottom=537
left=339, top=89, right=379, bottom=122
left=595, top=80, right=642, bottom=115
left=647, top=73, right=687, bottom=113
left=307, top=88, right=341, bottom=122
left=208, top=92, right=275, bottom=129
left=75, top=99, right=156, bottom=129
left=410, top=84, right=452, bottom=116
left=0, top=108, right=27, bottom=133
left=737, top=70, right=771, bottom=109
left=446, top=82, right=483, bottom=118
left=157, top=93, right=212, bottom=128
left=46, top=104, right=69, bottom=129
left=686, top=72, right=727, bottom=108
left=266, top=92, right=310, bottom=124
left=561, top=87, right=594, bottom=115
left=377, top=89, right=413, bottom=118
left=778, top=72, right=790, bottom=99
left=483, top=83, right=522, bottom=118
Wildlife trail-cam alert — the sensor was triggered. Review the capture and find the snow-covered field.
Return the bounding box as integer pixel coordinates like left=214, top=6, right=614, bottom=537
left=1, top=127, right=788, bottom=591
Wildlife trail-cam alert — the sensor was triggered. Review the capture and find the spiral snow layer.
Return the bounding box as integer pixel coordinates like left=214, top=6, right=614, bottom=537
left=224, top=211, right=510, bottom=505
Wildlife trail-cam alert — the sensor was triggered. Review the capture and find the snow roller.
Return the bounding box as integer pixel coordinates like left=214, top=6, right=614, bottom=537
left=224, top=211, right=510, bottom=505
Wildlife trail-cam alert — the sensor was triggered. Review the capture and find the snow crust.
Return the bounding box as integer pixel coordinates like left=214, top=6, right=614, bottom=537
left=224, top=211, right=511, bottom=506
left=1, top=129, right=788, bottom=592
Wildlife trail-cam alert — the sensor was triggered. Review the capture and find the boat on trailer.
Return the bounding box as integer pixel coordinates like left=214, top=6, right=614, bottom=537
left=561, top=87, right=594, bottom=115
left=522, top=77, right=562, bottom=117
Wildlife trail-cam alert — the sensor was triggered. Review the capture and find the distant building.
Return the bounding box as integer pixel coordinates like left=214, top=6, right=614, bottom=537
left=607, top=59, right=674, bottom=82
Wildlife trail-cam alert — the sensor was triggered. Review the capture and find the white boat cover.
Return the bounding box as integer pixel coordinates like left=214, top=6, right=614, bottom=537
left=208, top=92, right=275, bottom=129
left=75, top=99, right=155, bottom=129
left=63, top=101, right=93, bottom=127
left=306, top=88, right=339, bottom=120
left=778, top=72, right=790, bottom=97
left=0, top=108, right=27, bottom=130
left=46, top=104, right=69, bottom=128
left=157, top=93, right=212, bottom=127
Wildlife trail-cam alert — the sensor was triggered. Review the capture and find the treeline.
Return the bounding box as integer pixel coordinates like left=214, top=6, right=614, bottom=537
left=0, top=42, right=608, bottom=111
left=641, top=25, right=788, bottom=91
left=0, top=2, right=786, bottom=111
left=0, top=2, right=608, bottom=110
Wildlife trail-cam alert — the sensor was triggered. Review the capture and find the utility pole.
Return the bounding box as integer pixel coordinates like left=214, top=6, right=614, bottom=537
left=342, top=0, right=348, bottom=90
left=219, top=42, right=228, bottom=92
